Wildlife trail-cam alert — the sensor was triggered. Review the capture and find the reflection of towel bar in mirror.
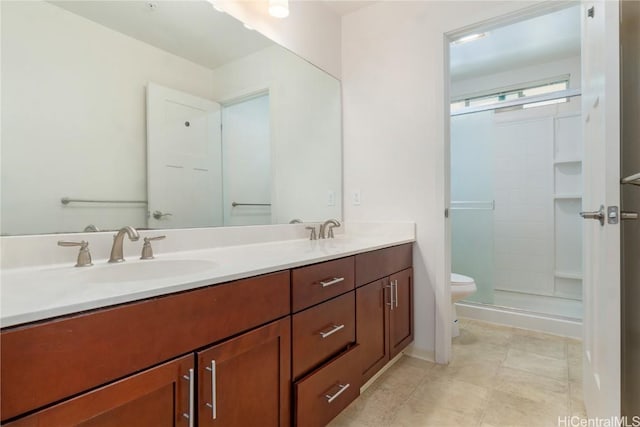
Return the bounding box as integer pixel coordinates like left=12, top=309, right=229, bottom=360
left=231, top=202, right=271, bottom=207
left=450, top=200, right=495, bottom=210
left=61, top=197, right=148, bottom=205
left=621, top=172, right=640, bottom=186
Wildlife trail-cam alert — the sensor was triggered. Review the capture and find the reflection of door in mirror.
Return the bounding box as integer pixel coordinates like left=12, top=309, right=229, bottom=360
left=222, top=93, right=271, bottom=226
left=147, top=83, right=223, bottom=229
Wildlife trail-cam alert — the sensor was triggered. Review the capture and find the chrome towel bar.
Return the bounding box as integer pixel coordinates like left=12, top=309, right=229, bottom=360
left=61, top=197, right=147, bottom=205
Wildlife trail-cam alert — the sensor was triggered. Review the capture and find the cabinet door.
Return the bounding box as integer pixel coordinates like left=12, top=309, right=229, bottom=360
left=5, top=355, right=194, bottom=427
left=356, top=279, right=390, bottom=384
left=197, top=317, right=291, bottom=427
left=389, top=268, right=413, bottom=359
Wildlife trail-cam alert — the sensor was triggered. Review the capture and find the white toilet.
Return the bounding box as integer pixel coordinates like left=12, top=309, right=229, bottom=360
left=451, top=273, right=477, bottom=337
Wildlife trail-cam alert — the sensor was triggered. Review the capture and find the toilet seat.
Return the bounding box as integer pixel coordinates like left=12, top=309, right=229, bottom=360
left=451, top=273, right=475, bottom=285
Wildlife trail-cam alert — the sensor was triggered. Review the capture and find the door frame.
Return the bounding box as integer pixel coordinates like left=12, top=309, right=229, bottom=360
left=440, top=1, right=581, bottom=364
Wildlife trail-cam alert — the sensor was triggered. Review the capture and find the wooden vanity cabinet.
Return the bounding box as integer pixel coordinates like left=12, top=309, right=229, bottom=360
left=5, top=354, right=194, bottom=427
left=355, top=244, right=413, bottom=384
left=0, top=271, right=290, bottom=425
left=197, top=317, right=291, bottom=427
left=1, top=243, right=414, bottom=427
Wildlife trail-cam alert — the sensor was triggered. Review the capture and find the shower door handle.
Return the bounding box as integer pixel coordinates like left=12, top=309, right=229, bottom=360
left=580, top=205, right=605, bottom=226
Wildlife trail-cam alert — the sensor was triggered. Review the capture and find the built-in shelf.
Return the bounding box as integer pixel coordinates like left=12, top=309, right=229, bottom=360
left=555, top=271, right=583, bottom=280
left=554, top=159, right=582, bottom=165
left=554, top=194, right=582, bottom=200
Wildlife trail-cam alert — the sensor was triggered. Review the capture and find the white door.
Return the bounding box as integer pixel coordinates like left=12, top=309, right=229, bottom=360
left=147, top=83, right=223, bottom=229
left=580, top=0, right=621, bottom=417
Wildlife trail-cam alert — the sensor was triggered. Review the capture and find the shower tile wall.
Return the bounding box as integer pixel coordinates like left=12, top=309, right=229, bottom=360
left=493, top=115, right=555, bottom=296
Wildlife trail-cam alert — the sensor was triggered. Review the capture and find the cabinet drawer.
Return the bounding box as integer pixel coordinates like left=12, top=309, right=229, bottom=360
left=0, top=270, right=290, bottom=421
left=292, top=257, right=355, bottom=312
left=292, top=292, right=355, bottom=379
left=355, top=244, right=412, bottom=287
left=295, top=345, right=360, bottom=427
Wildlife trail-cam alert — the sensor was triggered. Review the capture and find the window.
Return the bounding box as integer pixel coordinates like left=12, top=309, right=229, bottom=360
left=451, top=79, right=569, bottom=112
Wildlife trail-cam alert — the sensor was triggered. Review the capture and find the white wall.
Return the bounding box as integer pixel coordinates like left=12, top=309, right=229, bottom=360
left=210, top=45, right=342, bottom=224
left=1, top=1, right=215, bottom=235
left=342, top=1, right=540, bottom=361
left=221, top=0, right=342, bottom=78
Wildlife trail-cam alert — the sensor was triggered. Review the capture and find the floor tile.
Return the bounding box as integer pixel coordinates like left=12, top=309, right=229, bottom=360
left=503, top=348, right=569, bottom=381
left=330, top=319, right=586, bottom=427
left=482, top=389, right=569, bottom=427
left=509, top=332, right=567, bottom=360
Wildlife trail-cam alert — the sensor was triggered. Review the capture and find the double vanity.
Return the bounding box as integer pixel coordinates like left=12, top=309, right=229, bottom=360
left=0, top=225, right=415, bottom=426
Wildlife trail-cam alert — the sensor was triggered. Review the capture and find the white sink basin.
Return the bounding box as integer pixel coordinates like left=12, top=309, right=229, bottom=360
left=78, top=259, right=217, bottom=284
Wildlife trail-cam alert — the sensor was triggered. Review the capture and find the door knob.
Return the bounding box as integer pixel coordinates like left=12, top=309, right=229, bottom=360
left=152, top=210, right=173, bottom=220
left=580, top=205, right=605, bottom=226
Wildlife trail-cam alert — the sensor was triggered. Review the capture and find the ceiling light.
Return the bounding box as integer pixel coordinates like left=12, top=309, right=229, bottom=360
left=269, top=0, right=289, bottom=18
left=452, top=33, right=487, bottom=45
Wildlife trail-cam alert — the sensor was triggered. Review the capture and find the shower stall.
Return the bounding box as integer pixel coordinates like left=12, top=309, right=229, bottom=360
left=450, top=96, right=584, bottom=332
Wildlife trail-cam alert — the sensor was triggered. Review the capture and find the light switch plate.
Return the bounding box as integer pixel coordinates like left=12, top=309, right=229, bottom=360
left=353, top=190, right=361, bottom=206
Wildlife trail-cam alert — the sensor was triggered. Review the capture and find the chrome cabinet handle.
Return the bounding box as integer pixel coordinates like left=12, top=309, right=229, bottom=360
left=319, top=277, right=345, bottom=288
left=319, top=324, right=345, bottom=339
left=580, top=205, right=605, bottom=226
left=325, top=383, right=350, bottom=403
left=205, top=360, right=217, bottom=420
left=182, top=368, right=194, bottom=427
left=394, top=280, right=399, bottom=308
left=152, top=210, right=173, bottom=220
left=385, top=283, right=394, bottom=310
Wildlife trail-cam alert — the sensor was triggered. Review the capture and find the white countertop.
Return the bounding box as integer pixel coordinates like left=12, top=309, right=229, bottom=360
left=1, top=231, right=414, bottom=328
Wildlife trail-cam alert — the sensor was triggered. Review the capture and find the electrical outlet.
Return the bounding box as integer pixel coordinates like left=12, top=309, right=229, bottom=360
left=327, top=190, right=335, bottom=206
left=353, top=190, right=361, bottom=206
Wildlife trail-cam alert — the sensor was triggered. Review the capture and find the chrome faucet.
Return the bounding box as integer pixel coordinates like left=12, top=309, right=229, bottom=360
left=108, top=226, right=140, bottom=263
left=319, top=219, right=341, bottom=239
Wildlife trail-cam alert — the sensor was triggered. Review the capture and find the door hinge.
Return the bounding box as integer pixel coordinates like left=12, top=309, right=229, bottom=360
left=587, top=6, right=595, bottom=18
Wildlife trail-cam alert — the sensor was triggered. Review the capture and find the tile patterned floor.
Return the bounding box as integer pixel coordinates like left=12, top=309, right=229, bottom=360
left=329, top=318, right=586, bottom=427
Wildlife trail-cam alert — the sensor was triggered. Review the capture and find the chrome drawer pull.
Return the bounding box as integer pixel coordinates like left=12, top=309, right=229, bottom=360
left=319, top=323, right=345, bottom=339
left=182, top=368, right=195, bottom=427
left=385, top=283, right=394, bottom=310
left=205, top=360, right=217, bottom=419
left=325, top=383, right=350, bottom=403
left=394, top=280, right=399, bottom=308
left=319, top=277, right=345, bottom=288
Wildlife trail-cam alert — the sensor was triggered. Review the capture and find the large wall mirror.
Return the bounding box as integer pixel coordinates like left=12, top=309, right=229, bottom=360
left=1, top=0, right=342, bottom=236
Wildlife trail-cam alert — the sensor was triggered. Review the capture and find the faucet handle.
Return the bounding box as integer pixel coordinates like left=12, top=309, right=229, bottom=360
left=305, top=226, right=317, bottom=241
left=58, top=240, right=93, bottom=267
left=140, top=235, right=166, bottom=260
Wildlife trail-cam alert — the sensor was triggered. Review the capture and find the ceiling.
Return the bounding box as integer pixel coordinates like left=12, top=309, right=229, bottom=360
left=321, top=1, right=376, bottom=16
left=50, top=1, right=273, bottom=70
left=450, top=5, right=581, bottom=81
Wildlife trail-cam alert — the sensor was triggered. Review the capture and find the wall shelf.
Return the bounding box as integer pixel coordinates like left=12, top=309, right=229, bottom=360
left=554, top=194, right=582, bottom=200
left=554, top=159, right=582, bottom=165
left=555, top=271, right=583, bottom=280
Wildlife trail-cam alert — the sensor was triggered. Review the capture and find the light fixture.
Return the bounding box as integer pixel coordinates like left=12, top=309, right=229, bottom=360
left=452, top=32, right=487, bottom=45
left=269, top=0, right=289, bottom=18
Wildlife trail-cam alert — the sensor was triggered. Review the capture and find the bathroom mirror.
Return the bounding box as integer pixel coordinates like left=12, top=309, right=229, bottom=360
left=0, top=0, right=342, bottom=236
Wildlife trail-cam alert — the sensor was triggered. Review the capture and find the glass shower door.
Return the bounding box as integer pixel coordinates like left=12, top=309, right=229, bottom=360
left=451, top=111, right=495, bottom=304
